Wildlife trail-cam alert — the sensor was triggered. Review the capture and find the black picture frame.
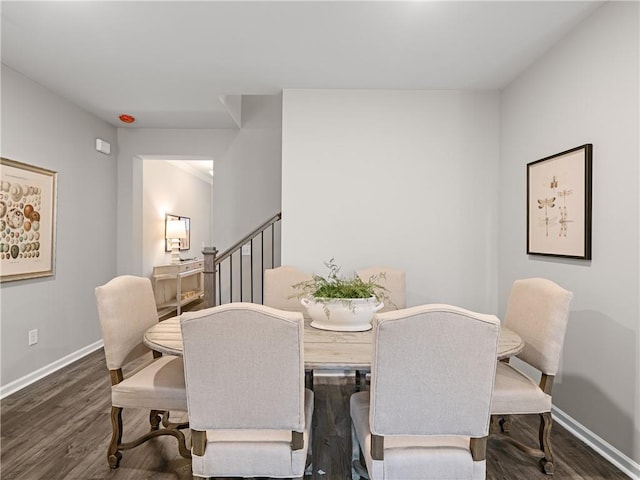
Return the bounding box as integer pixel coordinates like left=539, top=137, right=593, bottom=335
left=165, top=214, right=190, bottom=252
left=527, top=144, right=592, bottom=259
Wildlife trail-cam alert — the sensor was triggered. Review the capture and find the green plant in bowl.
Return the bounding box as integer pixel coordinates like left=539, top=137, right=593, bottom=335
left=292, top=259, right=389, bottom=331
left=292, top=258, right=388, bottom=314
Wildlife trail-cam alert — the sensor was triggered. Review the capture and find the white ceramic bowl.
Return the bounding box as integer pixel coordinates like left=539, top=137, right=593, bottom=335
left=301, top=296, right=384, bottom=331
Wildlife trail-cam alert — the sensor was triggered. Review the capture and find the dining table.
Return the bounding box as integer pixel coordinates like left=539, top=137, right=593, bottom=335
left=144, top=315, right=524, bottom=380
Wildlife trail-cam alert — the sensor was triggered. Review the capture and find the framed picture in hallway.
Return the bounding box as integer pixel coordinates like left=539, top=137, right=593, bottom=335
left=0, top=157, right=58, bottom=282
left=527, top=144, right=592, bottom=260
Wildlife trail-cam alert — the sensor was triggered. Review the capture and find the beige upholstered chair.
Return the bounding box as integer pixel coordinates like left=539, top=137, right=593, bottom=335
left=356, top=266, right=406, bottom=312
left=351, top=304, right=500, bottom=480
left=491, top=278, right=573, bottom=475
left=94, top=275, right=189, bottom=469
left=181, top=302, right=314, bottom=479
left=263, top=265, right=313, bottom=314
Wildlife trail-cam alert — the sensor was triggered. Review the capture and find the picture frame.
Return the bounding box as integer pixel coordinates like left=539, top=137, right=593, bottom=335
left=164, top=214, right=190, bottom=251
left=527, top=144, right=592, bottom=259
left=1, top=158, right=58, bottom=282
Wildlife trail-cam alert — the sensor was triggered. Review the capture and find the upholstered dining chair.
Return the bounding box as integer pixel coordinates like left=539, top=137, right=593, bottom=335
left=263, top=265, right=313, bottom=314
left=181, top=302, right=314, bottom=479
left=94, top=275, right=190, bottom=469
left=355, top=266, right=407, bottom=390
left=351, top=304, right=500, bottom=480
left=356, top=266, right=406, bottom=312
left=490, top=278, right=573, bottom=475
left=263, top=265, right=316, bottom=388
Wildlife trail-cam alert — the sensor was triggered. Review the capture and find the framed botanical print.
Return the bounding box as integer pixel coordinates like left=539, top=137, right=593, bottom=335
left=527, top=144, right=592, bottom=259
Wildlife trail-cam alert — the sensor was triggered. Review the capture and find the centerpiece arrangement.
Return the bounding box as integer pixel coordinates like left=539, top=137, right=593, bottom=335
left=292, top=259, right=387, bottom=331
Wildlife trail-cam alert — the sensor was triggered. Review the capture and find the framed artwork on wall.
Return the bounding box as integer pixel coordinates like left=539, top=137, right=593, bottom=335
left=165, top=214, right=191, bottom=251
left=527, top=144, right=592, bottom=259
left=0, top=157, right=58, bottom=282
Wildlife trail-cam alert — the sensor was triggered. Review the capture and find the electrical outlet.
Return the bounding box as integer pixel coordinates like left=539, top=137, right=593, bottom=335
left=241, top=244, right=251, bottom=256
left=28, top=329, right=38, bottom=346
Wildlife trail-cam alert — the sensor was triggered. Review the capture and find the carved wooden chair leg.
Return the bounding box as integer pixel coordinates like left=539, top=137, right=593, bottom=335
left=499, top=414, right=512, bottom=433
left=172, top=429, right=192, bottom=459
left=108, top=406, right=124, bottom=469
left=489, top=415, right=499, bottom=434
left=539, top=412, right=555, bottom=474
left=150, top=410, right=163, bottom=430
left=161, top=411, right=189, bottom=430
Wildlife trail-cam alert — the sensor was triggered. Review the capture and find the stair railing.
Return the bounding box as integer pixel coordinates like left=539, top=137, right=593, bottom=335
left=202, top=213, right=281, bottom=307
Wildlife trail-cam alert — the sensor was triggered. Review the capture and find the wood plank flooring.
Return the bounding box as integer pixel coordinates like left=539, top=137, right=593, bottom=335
left=1, top=349, right=631, bottom=480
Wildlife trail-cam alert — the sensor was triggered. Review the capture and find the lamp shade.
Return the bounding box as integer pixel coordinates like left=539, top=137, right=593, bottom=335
left=166, top=220, right=187, bottom=239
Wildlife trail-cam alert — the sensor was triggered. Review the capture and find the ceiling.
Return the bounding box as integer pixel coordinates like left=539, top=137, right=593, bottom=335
left=2, top=1, right=604, bottom=130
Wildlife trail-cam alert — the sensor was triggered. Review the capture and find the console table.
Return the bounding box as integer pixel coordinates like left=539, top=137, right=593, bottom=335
left=151, top=260, right=204, bottom=317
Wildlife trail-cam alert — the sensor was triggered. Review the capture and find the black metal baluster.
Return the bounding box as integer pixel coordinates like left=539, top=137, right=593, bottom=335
left=261, top=231, right=265, bottom=303
left=229, top=254, right=233, bottom=303
left=271, top=224, right=275, bottom=268
left=218, top=262, right=222, bottom=304
left=250, top=238, right=254, bottom=303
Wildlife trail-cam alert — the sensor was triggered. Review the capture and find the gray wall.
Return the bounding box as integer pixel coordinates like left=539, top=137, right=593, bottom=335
left=116, top=128, right=236, bottom=276
left=281, top=89, right=500, bottom=312
left=498, top=1, right=639, bottom=463
left=211, top=94, right=283, bottom=252
left=1, top=66, right=117, bottom=387
left=116, top=95, right=282, bottom=276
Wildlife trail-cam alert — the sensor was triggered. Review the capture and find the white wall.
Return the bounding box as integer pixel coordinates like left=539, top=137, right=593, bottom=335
left=498, top=1, right=639, bottom=464
left=142, top=161, right=212, bottom=277
left=282, top=89, right=499, bottom=312
left=1, top=66, right=117, bottom=387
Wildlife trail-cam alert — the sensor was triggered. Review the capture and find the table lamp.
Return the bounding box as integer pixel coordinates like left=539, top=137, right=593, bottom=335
left=165, top=219, right=187, bottom=264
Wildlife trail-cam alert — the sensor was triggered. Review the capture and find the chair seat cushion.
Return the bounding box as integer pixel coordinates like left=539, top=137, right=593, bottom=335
left=112, top=355, right=187, bottom=411
left=491, top=361, right=552, bottom=414
left=191, top=388, right=314, bottom=478
left=351, top=392, right=484, bottom=480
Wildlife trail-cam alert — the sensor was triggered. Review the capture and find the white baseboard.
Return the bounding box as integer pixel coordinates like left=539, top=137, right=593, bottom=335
left=552, top=405, right=640, bottom=479
left=0, top=340, right=104, bottom=400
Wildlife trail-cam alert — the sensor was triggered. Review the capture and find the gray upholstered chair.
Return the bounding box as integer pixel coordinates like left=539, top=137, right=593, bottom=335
left=356, top=266, right=406, bottom=312
left=181, top=302, right=314, bottom=479
left=490, top=278, right=573, bottom=475
left=94, top=275, right=189, bottom=469
left=263, top=265, right=313, bottom=314
left=351, top=304, right=500, bottom=480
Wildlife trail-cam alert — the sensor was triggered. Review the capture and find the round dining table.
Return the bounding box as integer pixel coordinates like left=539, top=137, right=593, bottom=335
left=144, top=315, right=524, bottom=371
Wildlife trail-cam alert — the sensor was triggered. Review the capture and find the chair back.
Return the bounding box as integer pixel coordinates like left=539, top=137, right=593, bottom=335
left=504, top=278, right=573, bottom=375
left=181, top=303, right=306, bottom=431
left=357, top=266, right=406, bottom=312
left=370, top=304, right=500, bottom=437
left=263, top=265, right=313, bottom=314
left=95, top=275, right=158, bottom=370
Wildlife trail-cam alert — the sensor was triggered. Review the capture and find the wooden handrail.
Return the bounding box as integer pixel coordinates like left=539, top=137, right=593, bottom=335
left=215, top=213, right=282, bottom=265
left=202, top=212, right=281, bottom=307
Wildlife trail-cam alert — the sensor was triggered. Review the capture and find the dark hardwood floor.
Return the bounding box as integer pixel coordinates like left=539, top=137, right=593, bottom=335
left=0, top=349, right=630, bottom=480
